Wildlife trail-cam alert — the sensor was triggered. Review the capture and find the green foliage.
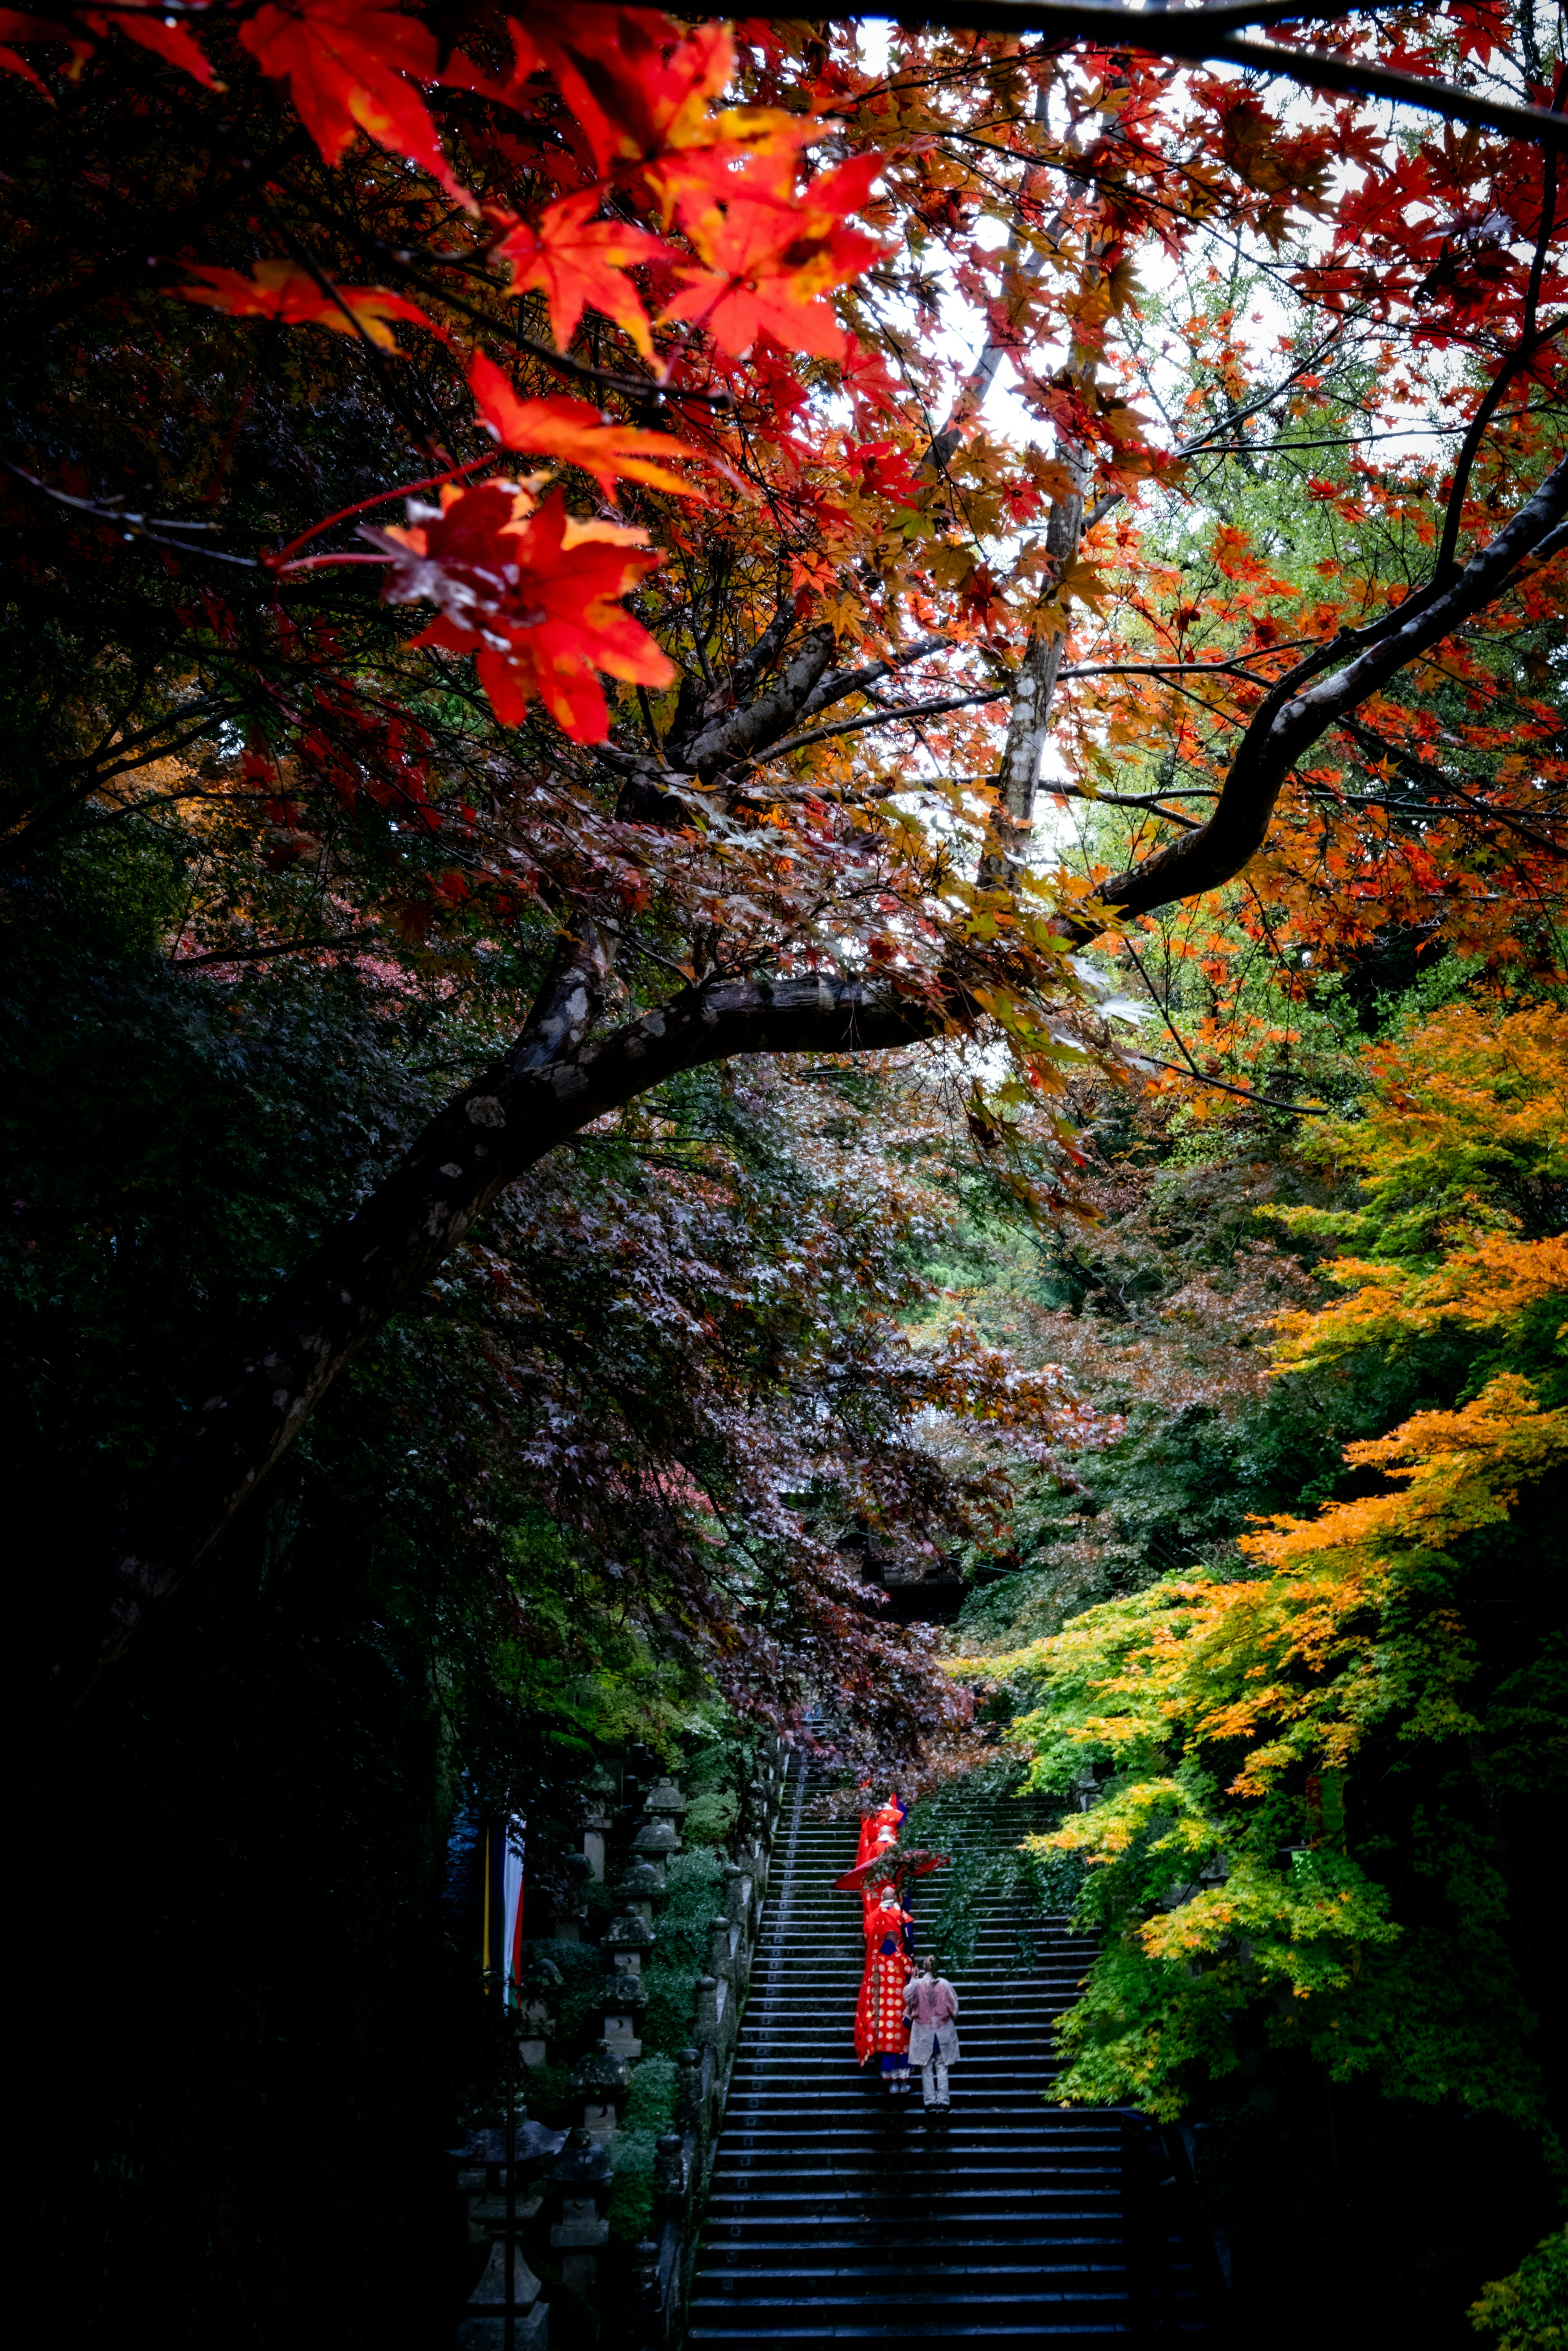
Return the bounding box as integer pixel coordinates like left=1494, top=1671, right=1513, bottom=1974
left=607, top=2057, right=679, bottom=2242
left=637, top=1847, right=723, bottom=2056
left=681, top=1790, right=739, bottom=1846
left=1470, top=2230, right=1568, bottom=2351
left=622, top=2055, right=679, bottom=2138
left=641, top=1965, right=702, bottom=2058
left=523, top=1943, right=607, bottom=2059
left=523, top=2060, right=574, bottom=2132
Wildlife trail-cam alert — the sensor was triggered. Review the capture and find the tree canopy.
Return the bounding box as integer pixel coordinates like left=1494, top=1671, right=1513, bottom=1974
left=7, top=11, right=1568, bottom=2342
left=5, top=0, right=1566, bottom=1713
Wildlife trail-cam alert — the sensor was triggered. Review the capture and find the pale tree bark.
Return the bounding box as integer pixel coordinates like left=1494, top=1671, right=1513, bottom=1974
left=983, top=440, right=1089, bottom=882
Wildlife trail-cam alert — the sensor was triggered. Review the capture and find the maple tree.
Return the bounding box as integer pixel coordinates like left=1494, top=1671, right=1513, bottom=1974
left=947, top=993, right=1566, bottom=2338
left=11, top=15, right=1568, bottom=2339
left=4, top=4, right=1567, bottom=1725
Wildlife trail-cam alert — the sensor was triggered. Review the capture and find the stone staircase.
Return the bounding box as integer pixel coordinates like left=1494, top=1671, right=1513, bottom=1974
left=685, top=1769, right=1210, bottom=2344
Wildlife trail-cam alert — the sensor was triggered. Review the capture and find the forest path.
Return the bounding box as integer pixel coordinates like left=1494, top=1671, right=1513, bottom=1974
left=685, top=1768, right=1209, bottom=2344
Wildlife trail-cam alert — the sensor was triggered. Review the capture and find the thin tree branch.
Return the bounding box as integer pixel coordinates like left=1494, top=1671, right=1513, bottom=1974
left=754, top=689, right=1008, bottom=764
left=1126, top=1050, right=1329, bottom=1114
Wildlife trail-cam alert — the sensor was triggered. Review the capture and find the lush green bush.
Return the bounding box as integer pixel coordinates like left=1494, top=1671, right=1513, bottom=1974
left=681, top=1789, right=739, bottom=1846
left=1470, top=2230, right=1568, bottom=2351
left=637, top=1847, right=723, bottom=2057
left=607, top=2057, right=680, bottom=2242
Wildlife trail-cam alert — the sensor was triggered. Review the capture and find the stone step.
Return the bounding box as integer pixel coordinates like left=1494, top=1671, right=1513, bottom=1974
left=684, top=1771, right=1210, bottom=2345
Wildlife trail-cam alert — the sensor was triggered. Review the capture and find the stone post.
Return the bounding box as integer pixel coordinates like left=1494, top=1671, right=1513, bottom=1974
left=675, top=2046, right=704, bottom=2137
left=695, top=1972, right=724, bottom=2045
left=706, top=1912, right=734, bottom=1985
left=653, top=2131, right=689, bottom=2218
left=629, top=2237, right=663, bottom=2346
left=722, top=1861, right=752, bottom=1944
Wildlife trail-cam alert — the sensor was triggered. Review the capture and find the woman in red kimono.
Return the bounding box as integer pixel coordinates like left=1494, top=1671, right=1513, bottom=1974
left=855, top=1884, right=916, bottom=2092
left=853, top=1790, right=906, bottom=1874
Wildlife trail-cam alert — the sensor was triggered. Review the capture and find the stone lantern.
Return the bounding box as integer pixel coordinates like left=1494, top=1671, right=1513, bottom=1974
left=582, top=1764, right=617, bottom=1885
left=613, top=1856, right=665, bottom=1925
left=599, top=1961, right=648, bottom=2062
left=555, top=1850, right=592, bottom=1943
left=604, top=1905, right=656, bottom=1965
left=550, top=2126, right=612, bottom=2297
left=570, top=2042, right=631, bottom=2144
left=603, top=1903, right=655, bottom=2065
left=514, top=1950, right=561, bottom=2072
left=630, top=1815, right=679, bottom=1883
left=642, top=1775, right=686, bottom=1830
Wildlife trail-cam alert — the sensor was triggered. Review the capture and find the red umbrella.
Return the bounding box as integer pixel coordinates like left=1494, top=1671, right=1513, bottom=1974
left=833, top=1844, right=949, bottom=1893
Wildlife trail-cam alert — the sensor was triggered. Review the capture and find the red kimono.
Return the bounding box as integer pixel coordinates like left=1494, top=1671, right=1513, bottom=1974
left=855, top=1893, right=914, bottom=2067
left=853, top=1792, right=906, bottom=1875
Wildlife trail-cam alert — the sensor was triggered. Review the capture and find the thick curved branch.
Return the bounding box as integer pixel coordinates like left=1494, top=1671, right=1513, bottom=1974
left=1085, top=453, right=1568, bottom=930
left=81, top=958, right=942, bottom=1703
left=679, top=625, right=837, bottom=776
left=862, top=4, right=1568, bottom=149
left=794, top=636, right=952, bottom=727
left=759, top=686, right=1009, bottom=763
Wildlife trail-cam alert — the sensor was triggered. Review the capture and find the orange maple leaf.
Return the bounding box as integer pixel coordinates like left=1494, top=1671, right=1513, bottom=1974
left=659, top=151, right=884, bottom=361
left=467, top=352, right=708, bottom=499
left=176, top=261, right=439, bottom=351
left=374, top=480, right=675, bottom=740
left=490, top=192, right=673, bottom=361
left=238, top=0, right=472, bottom=206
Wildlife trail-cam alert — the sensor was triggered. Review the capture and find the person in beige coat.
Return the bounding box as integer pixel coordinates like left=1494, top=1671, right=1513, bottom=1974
left=903, top=1954, right=960, bottom=2117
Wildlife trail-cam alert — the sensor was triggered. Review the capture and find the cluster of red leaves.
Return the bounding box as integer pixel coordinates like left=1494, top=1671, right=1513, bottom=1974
left=2, top=0, right=889, bottom=739
left=7, top=4, right=1566, bottom=1055
left=373, top=480, right=673, bottom=739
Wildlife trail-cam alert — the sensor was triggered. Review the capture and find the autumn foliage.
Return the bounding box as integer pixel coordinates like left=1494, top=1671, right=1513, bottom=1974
left=951, top=1000, right=1566, bottom=2146
left=6, top=5, right=1568, bottom=2340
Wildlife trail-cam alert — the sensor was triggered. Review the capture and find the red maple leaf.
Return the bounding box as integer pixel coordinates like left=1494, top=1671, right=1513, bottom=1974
left=490, top=192, right=674, bottom=360
left=176, top=261, right=439, bottom=351
left=238, top=0, right=471, bottom=205
left=0, top=7, right=91, bottom=89
left=839, top=332, right=900, bottom=421
left=467, top=352, right=708, bottom=499
left=660, top=151, right=884, bottom=361
left=510, top=5, right=735, bottom=176
left=848, top=439, right=920, bottom=503
left=373, top=480, right=675, bottom=740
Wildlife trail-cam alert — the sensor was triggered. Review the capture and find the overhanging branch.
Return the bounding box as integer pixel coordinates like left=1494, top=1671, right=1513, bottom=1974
left=1081, top=452, right=1568, bottom=931
left=832, top=4, right=1568, bottom=150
